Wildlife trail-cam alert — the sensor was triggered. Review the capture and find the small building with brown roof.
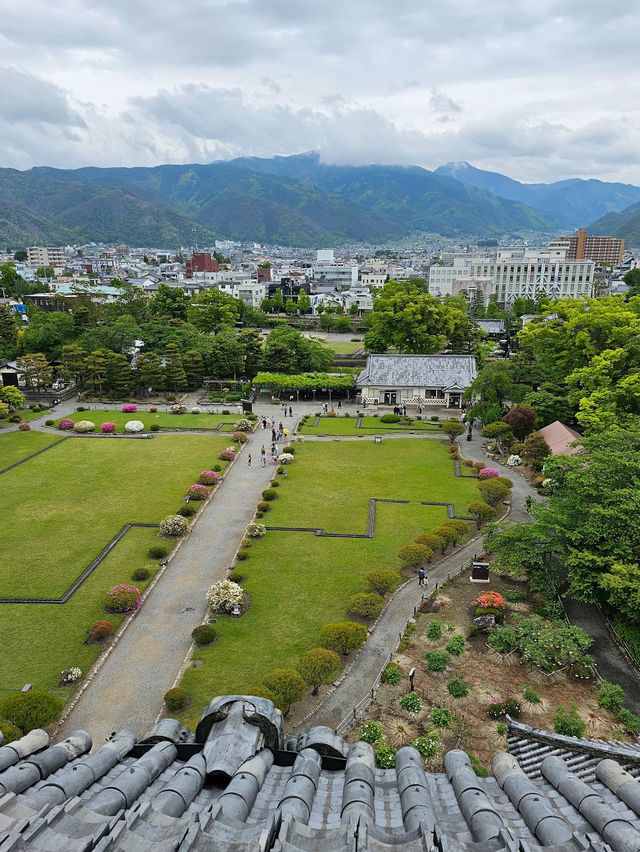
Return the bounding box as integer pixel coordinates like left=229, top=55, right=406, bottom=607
left=537, top=420, right=582, bottom=455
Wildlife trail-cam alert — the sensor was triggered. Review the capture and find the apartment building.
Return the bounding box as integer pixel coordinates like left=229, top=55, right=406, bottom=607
left=26, top=246, right=65, bottom=268
left=428, top=248, right=594, bottom=308
left=549, top=228, right=624, bottom=265
left=185, top=252, right=220, bottom=278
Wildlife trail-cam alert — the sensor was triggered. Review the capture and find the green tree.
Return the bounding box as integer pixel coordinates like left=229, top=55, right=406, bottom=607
left=297, top=648, right=342, bottom=695
left=150, top=283, right=190, bottom=320
left=20, top=311, right=75, bottom=360
left=522, top=391, right=572, bottom=428
left=84, top=349, right=108, bottom=395
left=272, top=289, right=284, bottom=313
left=188, top=288, right=240, bottom=331
left=478, top=479, right=511, bottom=507
left=349, top=301, right=359, bottom=316
left=521, top=433, right=551, bottom=469
left=319, top=621, right=368, bottom=655
left=0, top=385, right=25, bottom=410
left=467, top=501, right=497, bottom=529
left=163, top=343, right=188, bottom=391
left=135, top=351, right=164, bottom=392
left=16, top=353, right=53, bottom=390
left=598, top=563, right=640, bottom=622
left=208, top=330, right=244, bottom=379
left=623, top=268, right=640, bottom=298
left=238, top=329, right=263, bottom=378
left=297, top=290, right=311, bottom=314
left=262, top=327, right=332, bottom=373
left=260, top=297, right=273, bottom=313
left=481, top=421, right=514, bottom=447
left=13, top=249, right=27, bottom=262
left=442, top=420, right=464, bottom=443
left=285, top=297, right=296, bottom=315
left=261, top=668, right=306, bottom=714
left=183, top=349, right=204, bottom=388
left=61, top=344, right=87, bottom=385
left=465, top=362, right=521, bottom=421
left=104, top=351, right=133, bottom=398
left=35, top=266, right=56, bottom=279
left=0, top=304, right=18, bottom=352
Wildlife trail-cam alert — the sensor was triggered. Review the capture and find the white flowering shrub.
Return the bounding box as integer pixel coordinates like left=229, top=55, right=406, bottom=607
left=159, top=515, right=188, bottom=537
left=206, top=579, right=244, bottom=613
left=191, top=407, right=201, bottom=414
left=171, top=404, right=187, bottom=415
left=506, top=454, right=522, bottom=466
left=234, top=418, right=253, bottom=432
left=59, top=666, right=82, bottom=686
left=279, top=453, right=294, bottom=465
left=246, top=523, right=266, bottom=538
left=125, top=420, right=144, bottom=433
left=73, top=420, right=96, bottom=433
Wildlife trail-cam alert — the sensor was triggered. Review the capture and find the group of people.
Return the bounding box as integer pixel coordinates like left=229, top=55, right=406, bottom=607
left=392, top=404, right=408, bottom=416
left=247, top=441, right=283, bottom=469
left=321, top=401, right=341, bottom=414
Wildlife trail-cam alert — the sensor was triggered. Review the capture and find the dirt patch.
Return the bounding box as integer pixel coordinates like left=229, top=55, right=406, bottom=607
left=344, top=568, right=631, bottom=774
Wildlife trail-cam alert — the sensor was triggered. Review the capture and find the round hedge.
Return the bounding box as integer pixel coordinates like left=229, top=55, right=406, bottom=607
left=159, top=515, right=188, bottom=537
left=87, top=620, right=114, bottom=643
left=148, top=545, right=168, bottom=559
left=348, top=592, right=385, bottom=620
left=105, top=583, right=141, bottom=613
left=132, top=567, right=151, bottom=582
left=164, top=687, right=188, bottom=711
left=191, top=624, right=217, bottom=646
left=0, top=691, right=63, bottom=734
left=73, top=420, right=96, bottom=433
left=186, top=484, right=210, bottom=501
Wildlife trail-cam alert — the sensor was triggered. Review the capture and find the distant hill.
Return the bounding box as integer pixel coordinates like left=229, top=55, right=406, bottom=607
left=589, top=201, right=640, bottom=247
left=435, top=161, right=640, bottom=228
left=0, top=153, right=557, bottom=247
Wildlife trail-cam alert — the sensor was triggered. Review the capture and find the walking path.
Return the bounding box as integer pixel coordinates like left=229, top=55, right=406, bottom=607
left=55, top=433, right=273, bottom=745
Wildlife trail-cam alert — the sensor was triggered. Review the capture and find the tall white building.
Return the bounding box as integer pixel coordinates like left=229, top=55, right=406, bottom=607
left=428, top=248, right=594, bottom=308
left=26, top=246, right=65, bottom=268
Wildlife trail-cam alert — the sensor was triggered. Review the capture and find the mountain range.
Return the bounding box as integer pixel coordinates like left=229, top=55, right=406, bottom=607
left=0, top=152, right=638, bottom=248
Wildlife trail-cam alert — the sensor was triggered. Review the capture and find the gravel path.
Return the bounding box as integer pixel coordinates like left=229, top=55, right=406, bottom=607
left=55, top=433, right=274, bottom=746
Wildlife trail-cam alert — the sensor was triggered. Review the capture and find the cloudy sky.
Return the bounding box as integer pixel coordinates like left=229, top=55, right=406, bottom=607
left=1, top=0, right=638, bottom=182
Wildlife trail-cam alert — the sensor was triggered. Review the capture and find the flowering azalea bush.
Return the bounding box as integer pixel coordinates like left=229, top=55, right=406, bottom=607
left=59, top=667, right=82, bottom=686
left=279, top=453, right=294, bottom=465
left=101, top=422, right=116, bottom=433
left=121, top=404, right=137, bottom=412
left=73, top=420, right=96, bottom=433
left=478, top=467, right=499, bottom=479
left=206, top=579, right=244, bottom=613
left=246, top=523, right=266, bottom=538
left=474, top=591, right=505, bottom=610
left=58, top=418, right=74, bottom=430
left=171, top=404, right=187, bottom=415
left=125, top=420, right=144, bottom=433
left=186, top=484, right=210, bottom=501
left=198, top=470, right=220, bottom=485
left=506, top=454, right=522, bottom=466
left=87, top=620, right=113, bottom=643
left=105, top=583, right=141, bottom=613
left=487, top=697, right=522, bottom=719
left=220, top=448, right=236, bottom=461
left=234, top=418, right=253, bottom=432
left=159, top=515, right=188, bottom=537
left=232, top=431, right=248, bottom=443
left=191, top=406, right=201, bottom=414
left=18, top=422, right=30, bottom=431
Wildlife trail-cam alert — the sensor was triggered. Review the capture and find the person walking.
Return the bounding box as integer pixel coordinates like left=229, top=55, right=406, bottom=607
left=338, top=399, right=341, bottom=409
left=262, top=417, right=267, bottom=429
left=260, top=445, right=267, bottom=467
left=247, top=453, right=252, bottom=468
left=288, top=406, right=293, bottom=417
left=271, top=428, right=276, bottom=442
left=418, top=567, right=425, bottom=586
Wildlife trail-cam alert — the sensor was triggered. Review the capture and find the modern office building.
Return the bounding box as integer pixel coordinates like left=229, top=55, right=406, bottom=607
left=26, top=246, right=65, bottom=268
left=549, top=228, right=624, bottom=265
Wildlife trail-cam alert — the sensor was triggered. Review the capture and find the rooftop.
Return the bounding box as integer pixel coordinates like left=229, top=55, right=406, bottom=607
left=357, top=354, right=477, bottom=389
left=537, top=420, right=583, bottom=456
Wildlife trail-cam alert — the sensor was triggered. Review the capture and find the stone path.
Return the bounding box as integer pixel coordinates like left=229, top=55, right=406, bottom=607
left=55, top=433, right=274, bottom=746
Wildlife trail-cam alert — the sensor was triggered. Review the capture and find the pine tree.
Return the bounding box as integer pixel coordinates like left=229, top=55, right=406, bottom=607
left=61, top=344, right=87, bottom=384
left=164, top=343, right=188, bottom=391
left=105, top=351, right=133, bottom=398
left=183, top=349, right=204, bottom=389
left=84, top=349, right=108, bottom=396
left=16, top=353, right=53, bottom=390
left=136, top=352, right=164, bottom=393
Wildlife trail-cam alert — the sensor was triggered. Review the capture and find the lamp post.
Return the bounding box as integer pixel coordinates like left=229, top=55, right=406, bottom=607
left=408, top=667, right=415, bottom=692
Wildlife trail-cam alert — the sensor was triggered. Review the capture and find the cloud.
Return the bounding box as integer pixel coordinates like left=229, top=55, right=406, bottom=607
left=0, top=67, right=85, bottom=128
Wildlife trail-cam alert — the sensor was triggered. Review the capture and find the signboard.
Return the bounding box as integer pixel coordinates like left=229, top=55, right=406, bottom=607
left=470, top=562, right=490, bottom=583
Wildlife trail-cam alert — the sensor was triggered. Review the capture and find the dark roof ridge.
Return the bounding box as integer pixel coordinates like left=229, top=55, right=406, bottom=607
left=507, top=718, right=640, bottom=766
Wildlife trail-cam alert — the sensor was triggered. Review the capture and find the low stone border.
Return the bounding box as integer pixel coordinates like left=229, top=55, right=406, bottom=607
left=50, top=446, right=241, bottom=741
left=0, top=436, right=71, bottom=476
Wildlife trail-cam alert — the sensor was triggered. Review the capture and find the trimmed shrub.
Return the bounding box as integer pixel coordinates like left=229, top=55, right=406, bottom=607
left=101, top=422, right=116, bottom=433
left=597, top=680, right=626, bottom=713
left=170, top=404, right=187, bottom=414
left=348, top=592, right=385, bottom=620
left=186, top=484, right=210, bottom=501
left=191, top=624, right=217, bottom=646
left=424, top=650, right=450, bottom=671
left=228, top=570, right=245, bottom=583
left=45, top=419, right=55, bottom=426
left=415, top=533, right=446, bottom=554
left=554, top=702, right=586, bottom=737
left=374, top=744, right=397, bottom=768
left=232, top=431, right=248, bottom=443
left=478, top=467, right=499, bottom=479
left=297, top=648, right=342, bottom=694
left=121, top=404, right=137, bottom=412
left=399, top=691, right=422, bottom=714
left=191, top=406, right=201, bottom=414
left=149, top=423, right=161, bottom=432
left=467, top=501, right=497, bottom=528
left=257, top=501, right=271, bottom=512
left=320, top=621, right=368, bottom=654
left=105, top=584, right=141, bottom=613
left=125, top=420, right=144, bottom=433
left=261, top=488, right=278, bottom=501
left=432, top=525, right=458, bottom=547
left=73, top=420, right=95, bottom=433
left=429, top=707, right=453, bottom=728
left=445, top=634, right=466, bottom=656
left=166, top=394, right=176, bottom=401
left=0, top=691, right=63, bottom=733
left=430, top=415, right=439, bottom=421
left=159, top=515, right=188, bottom=537
left=164, top=687, right=188, bottom=711
left=397, top=543, right=431, bottom=568
left=148, top=545, right=168, bottom=559
left=9, top=414, right=21, bottom=423
left=269, top=480, right=280, bottom=487
left=212, top=463, right=222, bottom=472
left=283, top=444, right=296, bottom=453
left=413, top=732, right=439, bottom=759
left=246, top=523, right=266, bottom=538
left=178, top=504, right=197, bottom=517
left=220, top=448, right=236, bottom=461
left=87, top=620, right=114, bottom=643
left=262, top=669, right=306, bottom=714
left=381, top=663, right=402, bottom=685
left=426, top=620, right=443, bottom=640
left=198, top=470, right=220, bottom=485
left=447, top=678, right=469, bottom=698
left=236, top=549, right=250, bottom=561
left=206, top=579, right=244, bottom=613
left=132, top=567, right=151, bottom=582
left=479, top=479, right=511, bottom=507
left=18, top=422, right=30, bottom=431
left=366, top=569, right=402, bottom=595
left=0, top=718, right=22, bottom=744
left=380, top=414, right=401, bottom=423
left=76, top=405, right=86, bottom=411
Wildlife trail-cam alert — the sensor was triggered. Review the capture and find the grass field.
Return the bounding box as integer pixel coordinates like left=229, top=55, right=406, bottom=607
left=0, top=430, right=62, bottom=470
left=0, top=434, right=230, bottom=691
left=56, top=410, right=242, bottom=432
left=298, top=414, right=443, bottom=435
left=179, top=438, right=480, bottom=725
left=0, top=407, right=51, bottom=427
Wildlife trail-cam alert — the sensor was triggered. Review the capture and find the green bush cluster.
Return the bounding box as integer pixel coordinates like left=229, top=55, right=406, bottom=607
left=426, top=620, right=443, bottom=640
left=553, top=702, right=586, bottom=737
left=148, top=545, right=168, bottom=559
left=447, top=678, right=469, bottom=698
left=348, top=592, right=384, bottom=620
left=381, top=663, right=402, bottom=685
left=399, top=691, right=422, bottom=714
left=132, top=567, right=151, bottom=582
left=358, top=719, right=383, bottom=743
left=424, top=650, right=450, bottom=671
left=164, top=687, right=189, bottom=711
left=191, top=624, right=218, bottom=646
left=445, top=635, right=466, bottom=656
left=429, top=707, right=453, bottom=728
left=0, top=691, right=63, bottom=733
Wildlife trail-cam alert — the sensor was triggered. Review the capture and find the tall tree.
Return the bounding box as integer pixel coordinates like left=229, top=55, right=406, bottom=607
left=183, top=349, right=204, bottom=388
left=297, top=290, right=311, bottom=314
left=150, top=283, right=190, bottom=321
left=187, top=289, right=240, bottom=331
left=16, top=353, right=52, bottom=390
left=238, top=329, right=263, bottom=378
left=163, top=343, right=188, bottom=391
left=61, top=344, right=87, bottom=385
left=84, top=349, right=108, bottom=395
left=135, top=352, right=164, bottom=393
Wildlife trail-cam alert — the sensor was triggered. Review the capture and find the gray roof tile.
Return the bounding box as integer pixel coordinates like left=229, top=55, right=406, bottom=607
left=357, top=354, right=477, bottom=389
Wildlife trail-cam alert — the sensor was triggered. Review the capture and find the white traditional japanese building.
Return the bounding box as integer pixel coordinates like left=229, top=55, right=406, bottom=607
left=357, top=354, right=477, bottom=408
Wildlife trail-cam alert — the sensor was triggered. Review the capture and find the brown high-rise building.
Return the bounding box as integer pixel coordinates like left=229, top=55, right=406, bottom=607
left=551, top=228, right=624, bottom=265
left=185, top=252, right=219, bottom=278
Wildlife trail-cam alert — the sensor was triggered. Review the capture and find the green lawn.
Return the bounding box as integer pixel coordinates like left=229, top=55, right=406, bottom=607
left=179, top=438, right=480, bottom=725
left=0, top=434, right=230, bottom=691
left=0, top=407, right=51, bottom=427
left=0, top=430, right=62, bottom=470
left=56, top=410, right=243, bottom=432
left=298, top=414, right=443, bottom=435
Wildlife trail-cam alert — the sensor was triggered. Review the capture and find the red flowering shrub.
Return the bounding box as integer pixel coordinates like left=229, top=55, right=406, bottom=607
left=198, top=470, right=220, bottom=485
left=186, top=484, right=210, bottom=501
left=87, top=620, right=114, bottom=643
left=478, top=468, right=499, bottom=479
left=121, top=404, right=137, bottom=412
left=58, top=418, right=74, bottom=430
left=474, top=591, right=505, bottom=610
left=105, top=584, right=141, bottom=613
left=101, top=422, right=116, bottom=433
left=18, top=422, right=30, bottom=431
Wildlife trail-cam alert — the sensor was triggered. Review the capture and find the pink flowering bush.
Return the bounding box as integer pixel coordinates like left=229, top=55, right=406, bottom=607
left=101, top=422, right=116, bottom=433
left=105, top=583, right=141, bottom=613
left=121, top=404, right=137, bottom=413
left=58, top=418, right=74, bottom=430
left=186, top=484, right=210, bottom=501
left=479, top=467, right=499, bottom=479
left=18, top=422, right=30, bottom=431
left=220, top=448, right=236, bottom=461
left=232, top=431, right=248, bottom=444
left=198, top=470, right=220, bottom=485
